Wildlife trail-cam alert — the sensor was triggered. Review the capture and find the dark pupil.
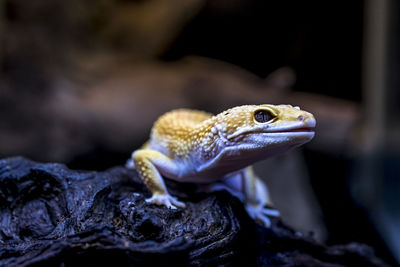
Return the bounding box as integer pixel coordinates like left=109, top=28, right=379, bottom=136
left=254, top=110, right=273, bottom=123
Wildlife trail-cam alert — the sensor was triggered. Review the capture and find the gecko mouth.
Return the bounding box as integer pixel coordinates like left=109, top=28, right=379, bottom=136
left=228, top=126, right=315, bottom=140
left=283, top=127, right=314, bottom=133
left=261, top=126, right=315, bottom=134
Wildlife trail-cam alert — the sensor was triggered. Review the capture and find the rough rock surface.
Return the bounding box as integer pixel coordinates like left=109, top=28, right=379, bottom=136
left=0, top=157, right=389, bottom=266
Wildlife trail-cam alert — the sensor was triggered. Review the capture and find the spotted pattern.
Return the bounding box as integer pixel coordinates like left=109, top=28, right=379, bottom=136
left=149, top=104, right=315, bottom=162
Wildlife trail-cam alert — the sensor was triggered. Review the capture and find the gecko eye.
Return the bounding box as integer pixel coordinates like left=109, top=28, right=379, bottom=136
left=254, top=109, right=275, bottom=123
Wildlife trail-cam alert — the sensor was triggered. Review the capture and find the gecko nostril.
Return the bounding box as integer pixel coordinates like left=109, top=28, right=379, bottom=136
left=298, top=115, right=304, bottom=121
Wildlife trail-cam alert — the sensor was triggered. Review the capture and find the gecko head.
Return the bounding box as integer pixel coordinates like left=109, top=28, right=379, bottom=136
left=214, top=104, right=316, bottom=152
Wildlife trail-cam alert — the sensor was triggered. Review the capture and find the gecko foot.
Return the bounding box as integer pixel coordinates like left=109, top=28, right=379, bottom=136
left=246, top=204, right=280, bottom=228
left=145, top=194, right=186, bottom=209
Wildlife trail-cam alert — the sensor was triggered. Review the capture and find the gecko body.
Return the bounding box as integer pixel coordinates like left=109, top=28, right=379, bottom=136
left=128, top=104, right=316, bottom=227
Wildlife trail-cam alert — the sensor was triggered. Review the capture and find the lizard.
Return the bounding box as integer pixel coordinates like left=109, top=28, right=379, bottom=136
left=126, top=104, right=316, bottom=227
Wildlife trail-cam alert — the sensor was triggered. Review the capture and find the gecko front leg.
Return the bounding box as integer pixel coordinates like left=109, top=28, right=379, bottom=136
left=205, top=166, right=279, bottom=227
left=241, top=167, right=280, bottom=227
left=132, top=149, right=185, bottom=209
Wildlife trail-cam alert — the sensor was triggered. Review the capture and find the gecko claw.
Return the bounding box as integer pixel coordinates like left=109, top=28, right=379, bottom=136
left=145, top=194, right=186, bottom=209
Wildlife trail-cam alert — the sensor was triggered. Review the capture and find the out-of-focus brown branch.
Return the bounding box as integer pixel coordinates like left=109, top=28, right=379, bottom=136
left=0, top=56, right=359, bottom=161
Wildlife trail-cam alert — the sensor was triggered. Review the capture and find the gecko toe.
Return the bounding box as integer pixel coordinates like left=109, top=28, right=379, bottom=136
left=170, top=196, right=186, bottom=208
left=261, top=207, right=280, bottom=217
left=145, top=194, right=186, bottom=209
left=246, top=204, right=279, bottom=228
left=256, top=214, right=272, bottom=228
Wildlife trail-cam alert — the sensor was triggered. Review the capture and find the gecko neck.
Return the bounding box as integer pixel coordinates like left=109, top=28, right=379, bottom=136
left=191, top=117, right=231, bottom=161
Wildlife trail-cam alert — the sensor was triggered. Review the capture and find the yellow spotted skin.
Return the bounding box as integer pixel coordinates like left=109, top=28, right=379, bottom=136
left=129, top=104, right=316, bottom=226
left=151, top=109, right=213, bottom=158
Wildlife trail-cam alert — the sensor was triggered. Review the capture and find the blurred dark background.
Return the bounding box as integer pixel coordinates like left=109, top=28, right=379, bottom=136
left=1, top=0, right=399, bottom=265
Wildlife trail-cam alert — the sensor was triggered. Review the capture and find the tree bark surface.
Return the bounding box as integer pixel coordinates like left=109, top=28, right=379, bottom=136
left=0, top=157, right=389, bottom=266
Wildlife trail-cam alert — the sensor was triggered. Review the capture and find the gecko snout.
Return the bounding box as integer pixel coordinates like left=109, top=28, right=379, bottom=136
left=303, top=114, right=316, bottom=128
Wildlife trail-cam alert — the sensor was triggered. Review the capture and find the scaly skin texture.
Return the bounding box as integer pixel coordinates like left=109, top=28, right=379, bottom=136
left=128, top=104, right=316, bottom=227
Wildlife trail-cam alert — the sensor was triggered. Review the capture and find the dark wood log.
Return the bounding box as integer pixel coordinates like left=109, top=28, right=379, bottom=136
left=0, top=157, right=389, bottom=266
